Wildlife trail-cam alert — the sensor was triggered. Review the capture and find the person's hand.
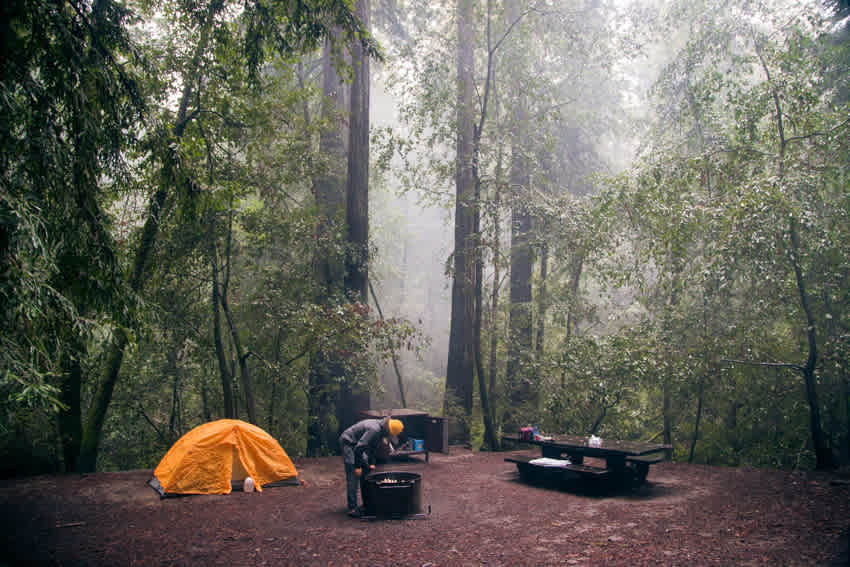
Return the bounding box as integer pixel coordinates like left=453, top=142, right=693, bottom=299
left=354, top=468, right=362, bottom=477
left=369, top=464, right=375, bottom=471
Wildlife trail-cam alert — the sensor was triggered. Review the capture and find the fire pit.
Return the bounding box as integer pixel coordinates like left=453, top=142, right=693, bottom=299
left=362, top=471, right=424, bottom=519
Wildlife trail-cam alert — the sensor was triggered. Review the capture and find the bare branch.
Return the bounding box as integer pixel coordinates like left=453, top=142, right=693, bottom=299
left=490, top=7, right=532, bottom=56
left=137, top=402, right=171, bottom=445
left=785, top=117, right=850, bottom=145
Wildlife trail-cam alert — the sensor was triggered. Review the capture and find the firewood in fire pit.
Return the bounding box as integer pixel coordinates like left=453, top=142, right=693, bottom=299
left=375, top=475, right=417, bottom=485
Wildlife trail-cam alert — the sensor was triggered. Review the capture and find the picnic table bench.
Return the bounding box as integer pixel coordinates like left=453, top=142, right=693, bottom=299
left=504, top=454, right=612, bottom=483
left=502, top=434, right=670, bottom=489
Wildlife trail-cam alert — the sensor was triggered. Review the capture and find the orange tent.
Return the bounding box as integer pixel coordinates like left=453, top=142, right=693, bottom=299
left=150, top=419, right=298, bottom=496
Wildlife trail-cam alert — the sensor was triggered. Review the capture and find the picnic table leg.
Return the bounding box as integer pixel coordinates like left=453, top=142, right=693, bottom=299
left=605, top=455, right=636, bottom=488
left=632, top=462, right=649, bottom=485
left=516, top=463, right=532, bottom=483
left=613, top=459, right=652, bottom=488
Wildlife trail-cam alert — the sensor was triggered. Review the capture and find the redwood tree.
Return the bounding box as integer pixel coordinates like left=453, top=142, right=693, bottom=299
left=444, top=0, right=477, bottom=443
left=340, top=0, right=373, bottom=433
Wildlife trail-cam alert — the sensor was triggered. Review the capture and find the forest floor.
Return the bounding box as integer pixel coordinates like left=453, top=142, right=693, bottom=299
left=1, top=447, right=849, bottom=567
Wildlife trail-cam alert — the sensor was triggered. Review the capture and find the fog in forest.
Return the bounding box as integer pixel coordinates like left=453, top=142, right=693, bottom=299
left=2, top=0, right=848, bottom=475
left=366, top=1, right=651, bottom=412
left=362, top=0, right=849, bottom=470
left=369, top=74, right=451, bottom=412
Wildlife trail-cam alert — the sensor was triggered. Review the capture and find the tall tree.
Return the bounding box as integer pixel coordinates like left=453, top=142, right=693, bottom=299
left=308, top=37, right=349, bottom=455
left=471, top=0, right=505, bottom=451
left=217, top=204, right=258, bottom=424
left=346, top=0, right=372, bottom=305
left=754, top=34, right=831, bottom=469
left=504, top=3, right=534, bottom=431
left=209, top=214, right=236, bottom=419
left=444, top=0, right=477, bottom=443
left=340, top=0, right=373, bottom=433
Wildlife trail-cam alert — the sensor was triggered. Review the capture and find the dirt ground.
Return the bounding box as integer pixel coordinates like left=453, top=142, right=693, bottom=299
left=1, top=447, right=849, bottom=567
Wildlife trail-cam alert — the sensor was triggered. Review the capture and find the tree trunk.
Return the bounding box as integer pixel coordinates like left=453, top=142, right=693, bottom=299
left=756, top=43, right=831, bottom=469
left=52, top=0, right=123, bottom=474
left=339, top=0, right=372, bottom=432
left=688, top=375, right=705, bottom=463
left=314, top=39, right=348, bottom=294
left=345, top=0, right=371, bottom=305
left=308, top=37, right=349, bottom=455
left=221, top=297, right=256, bottom=424
left=789, top=217, right=831, bottom=468
left=536, top=243, right=548, bottom=358
left=487, top=153, right=504, bottom=448
left=444, top=0, right=476, bottom=443
left=469, top=0, right=501, bottom=451
left=219, top=207, right=257, bottom=424
left=210, top=229, right=235, bottom=419
left=473, top=159, right=497, bottom=451
left=58, top=346, right=82, bottom=472
left=504, top=0, right=533, bottom=431
left=78, top=181, right=166, bottom=472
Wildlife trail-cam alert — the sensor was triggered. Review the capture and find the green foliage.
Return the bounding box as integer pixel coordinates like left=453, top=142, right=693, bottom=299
left=0, top=0, right=143, bottom=414
left=544, top=330, right=648, bottom=437
left=493, top=0, right=849, bottom=470
left=0, top=0, right=387, bottom=473
left=2, top=0, right=848, bottom=474
left=575, top=0, right=850, bottom=468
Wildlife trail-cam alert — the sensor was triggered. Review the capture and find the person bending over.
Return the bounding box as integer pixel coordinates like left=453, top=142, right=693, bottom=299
left=339, top=416, right=404, bottom=517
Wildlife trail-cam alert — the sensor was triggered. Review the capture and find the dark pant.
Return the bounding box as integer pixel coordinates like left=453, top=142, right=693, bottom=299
left=341, top=441, right=366, bottom=511
left=344, top=462, right=360, bottom=510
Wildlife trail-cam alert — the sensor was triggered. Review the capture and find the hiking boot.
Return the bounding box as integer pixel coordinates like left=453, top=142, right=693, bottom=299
left=348, top=507, right=362, bottom=518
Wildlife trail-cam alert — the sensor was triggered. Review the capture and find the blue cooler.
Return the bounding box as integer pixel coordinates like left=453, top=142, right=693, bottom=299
left=411, top=438, right=424, bottom=451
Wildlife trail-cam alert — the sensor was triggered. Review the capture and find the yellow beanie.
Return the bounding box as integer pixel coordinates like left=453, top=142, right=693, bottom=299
left=388, top=418, right=404, bottom=437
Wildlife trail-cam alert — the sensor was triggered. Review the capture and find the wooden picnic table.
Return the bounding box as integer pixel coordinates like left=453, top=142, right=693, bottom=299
left=502, top=434, right=671, bottom=488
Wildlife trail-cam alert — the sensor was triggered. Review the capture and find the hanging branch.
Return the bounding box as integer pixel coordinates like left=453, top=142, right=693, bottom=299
left=137, top=402, right=171, bottom=446
left=368, top=279, right=406, bottom=408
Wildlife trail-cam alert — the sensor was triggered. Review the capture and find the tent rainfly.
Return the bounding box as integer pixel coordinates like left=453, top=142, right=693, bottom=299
left=148, top=419, right=298, bottom=497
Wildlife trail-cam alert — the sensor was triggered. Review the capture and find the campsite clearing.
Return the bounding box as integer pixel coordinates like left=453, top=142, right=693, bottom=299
left=1, top=448, right=848, bottom=566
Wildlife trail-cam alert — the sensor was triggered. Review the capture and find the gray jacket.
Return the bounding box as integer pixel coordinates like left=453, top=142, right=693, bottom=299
left=339, top=417, right=388, bottom=466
